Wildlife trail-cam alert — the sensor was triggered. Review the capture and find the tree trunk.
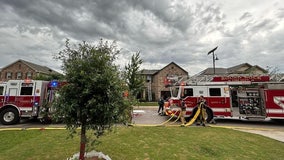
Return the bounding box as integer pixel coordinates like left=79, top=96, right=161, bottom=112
left=79, top=121, right=87, bottom=160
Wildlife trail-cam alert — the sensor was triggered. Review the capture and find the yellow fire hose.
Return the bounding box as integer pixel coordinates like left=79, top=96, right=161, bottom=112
left=170, top=111, right=181, bottom=124
left=185, top=107, right=201, bottom=126
left=131, top=111, right=179, bottom=127
left=132, top=102, right=207, bottom=127
left=132, top=103, right=204, bottom=127
left=185, top=102, right=206, bottom=126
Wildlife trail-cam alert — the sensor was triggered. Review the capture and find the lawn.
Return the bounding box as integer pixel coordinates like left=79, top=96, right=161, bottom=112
left=0, top=126, right=284, bottom=160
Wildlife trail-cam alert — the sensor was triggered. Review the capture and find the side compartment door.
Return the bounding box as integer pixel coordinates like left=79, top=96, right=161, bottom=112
left=265, top=89, right=284, bottom=118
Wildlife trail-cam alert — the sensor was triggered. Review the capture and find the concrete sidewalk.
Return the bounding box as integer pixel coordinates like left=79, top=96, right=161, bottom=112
left=235, top=128, right=284, bottom=143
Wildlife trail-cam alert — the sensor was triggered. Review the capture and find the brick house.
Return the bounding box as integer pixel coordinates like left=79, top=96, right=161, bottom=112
left=0, top=59, right=60, bottom=81
left=139, top=62, right=188, bottom=101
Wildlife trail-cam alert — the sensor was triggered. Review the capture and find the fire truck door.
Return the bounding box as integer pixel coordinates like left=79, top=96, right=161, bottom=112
left=18, top=82, right=35, bottom=108
left=7, top=88, right=18, bottom=105
left=0, top=85, right=6, bottom=106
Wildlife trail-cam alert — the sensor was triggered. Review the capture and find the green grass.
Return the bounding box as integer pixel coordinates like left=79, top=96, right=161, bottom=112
left=138, top=101, right=157, bottom=106
left=0, top=127, right=284, bottom=160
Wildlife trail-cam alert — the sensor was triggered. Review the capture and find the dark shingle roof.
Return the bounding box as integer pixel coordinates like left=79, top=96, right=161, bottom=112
left=198, top=68, right=228, bottom=75
left=2, top=59, right=60, bottom=74
left=139, top=69, right=159, bottom=75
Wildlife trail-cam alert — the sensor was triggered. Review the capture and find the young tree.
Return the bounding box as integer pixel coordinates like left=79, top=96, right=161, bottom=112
left=123, top=52, right=144, bottom=99
left=53, top=39, right=131, bottom=160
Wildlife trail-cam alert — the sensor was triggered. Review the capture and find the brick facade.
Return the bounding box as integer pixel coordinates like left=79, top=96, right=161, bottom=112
left=140, top=62, right=188, bottom=101
left=0, top=59, right=58, bottom=82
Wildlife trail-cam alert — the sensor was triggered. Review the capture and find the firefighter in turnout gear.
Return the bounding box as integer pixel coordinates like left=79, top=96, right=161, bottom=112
left=196, top=96, right=207, bottom=126
left=180, top=98, right=187, bottom=126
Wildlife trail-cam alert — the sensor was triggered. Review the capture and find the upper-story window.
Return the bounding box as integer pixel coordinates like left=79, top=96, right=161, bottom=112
left=17, top=72, right=22, bottom=79
left=26, top=72, right=32, bottom=79
left=6, top=72, right=12, bottom=79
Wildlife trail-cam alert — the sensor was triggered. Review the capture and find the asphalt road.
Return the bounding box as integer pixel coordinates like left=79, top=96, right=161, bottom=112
left=1, top=107, right=284, bottom=129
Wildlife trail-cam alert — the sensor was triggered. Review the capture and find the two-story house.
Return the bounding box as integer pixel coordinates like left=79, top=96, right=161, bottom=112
left=139, top=62, right=188, bottom=101
left=0, top=59, right=60, bottom=81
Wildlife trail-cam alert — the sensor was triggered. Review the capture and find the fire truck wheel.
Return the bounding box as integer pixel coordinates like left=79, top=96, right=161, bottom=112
left=205, top=107, right=214, bottom=123
left=185, top=106, right=214, bottom=123
left=0, top=108, right=20, bottom=125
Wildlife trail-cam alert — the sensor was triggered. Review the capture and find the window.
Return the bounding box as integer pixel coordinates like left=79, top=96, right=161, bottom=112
left=209, top=88, right=221, bottom=96
left=17, top=72, right=22, bottom=79
left=26, top=72, right=32, bottom=79
left=182, top=88, right=193, bottom=98
left=0, top=86, right=3, bottom=95
left=20, top=83, right=33, bottom=95
left=6, top=72, right=12, bottom=79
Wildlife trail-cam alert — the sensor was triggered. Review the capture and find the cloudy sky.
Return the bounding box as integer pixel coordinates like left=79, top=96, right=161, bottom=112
left=0, top=0, right=283, bottom=75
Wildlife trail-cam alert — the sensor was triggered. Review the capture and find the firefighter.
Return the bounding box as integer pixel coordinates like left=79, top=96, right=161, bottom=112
left=196, top=95, right=207, bottom=126
left=157, top=96, right=165, bottom=115
left=180, top=98, right=187, bottom=126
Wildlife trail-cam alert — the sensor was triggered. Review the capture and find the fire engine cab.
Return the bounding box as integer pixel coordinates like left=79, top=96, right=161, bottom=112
left=0, top=79, right=60, bottom=125
left=164, top=75, right=284, bottom=122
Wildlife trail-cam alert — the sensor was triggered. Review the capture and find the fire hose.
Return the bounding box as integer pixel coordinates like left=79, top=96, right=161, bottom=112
left=185, top=102, right=206, bottom=126
left=131, top=103, right=205, bottom=127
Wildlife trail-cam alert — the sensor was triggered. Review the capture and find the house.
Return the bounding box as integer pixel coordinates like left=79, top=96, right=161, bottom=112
left=0, top=59, right=60, bottom=81
left=139, top=62, right=188, bottom=101
left=198, top=63, right=268, bottom=75
left=192, top=63, right=269, bottom=82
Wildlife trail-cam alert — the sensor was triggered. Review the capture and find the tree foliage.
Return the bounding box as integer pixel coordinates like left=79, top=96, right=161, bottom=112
left=53, top=39, right=131, bottom=159
left=34, top=73, right=64, bottom=81
left=123, top=52, right=144, bottom=99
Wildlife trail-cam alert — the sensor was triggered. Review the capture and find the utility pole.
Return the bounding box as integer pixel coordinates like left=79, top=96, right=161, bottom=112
left=207, top=46, right=219, bottom=74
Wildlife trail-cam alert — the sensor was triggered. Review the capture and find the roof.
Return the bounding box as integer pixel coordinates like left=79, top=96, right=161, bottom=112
left=245, top=65, right=268, bottom=73
left=197, top=68, right=228, bottom=75
left=157, top=62, right=188, bottom=75
left=1, top=59, right=60, bottom=74
left=139, top=69, right=159, bottom=75
left=197, top=63, right=268, bottom=76
left=227, top=63, right=252, bottom=73
left=139, top=62, right=188, bottom=76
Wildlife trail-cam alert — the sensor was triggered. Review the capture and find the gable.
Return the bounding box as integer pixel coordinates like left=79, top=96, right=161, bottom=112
left=1, top=59, right=59, bottom=74
left=158, top=62, right=188, bottom=75
left=1, top=60, right=34, bottom=72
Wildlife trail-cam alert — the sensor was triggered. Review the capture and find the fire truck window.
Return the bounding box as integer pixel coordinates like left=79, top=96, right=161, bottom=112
left=172, top=87, right=179, bottom=97
left=0, top=86, right=3, bottom=95
left=20, top=83, right=34, bottom=95
left=209, top=88, right=221, bottom=96
left=20, top=87, right=33, bottom=95
left=182, top=88, right=193, bottom=98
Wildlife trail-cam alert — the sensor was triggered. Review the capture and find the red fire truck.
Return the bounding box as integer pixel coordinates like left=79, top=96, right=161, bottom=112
left=0, top=79, right=61, bottom=125
left=164, top=75, right=284, bottom=122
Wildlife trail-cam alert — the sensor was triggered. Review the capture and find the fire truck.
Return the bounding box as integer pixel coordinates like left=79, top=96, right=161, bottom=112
left=164, top=75, right=284, bottom=122
left=0, top=79, right=60, bottom=125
